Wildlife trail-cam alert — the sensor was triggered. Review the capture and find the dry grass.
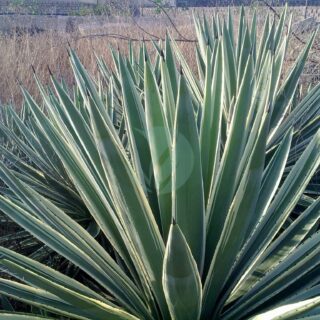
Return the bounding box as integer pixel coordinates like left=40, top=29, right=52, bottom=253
left=0, top=6, right=320, bottom=105
left=0, top=14, right=198, bottom=105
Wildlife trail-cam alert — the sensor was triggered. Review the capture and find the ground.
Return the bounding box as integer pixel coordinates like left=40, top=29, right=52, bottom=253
left=0, top=4, right=319, bottom=105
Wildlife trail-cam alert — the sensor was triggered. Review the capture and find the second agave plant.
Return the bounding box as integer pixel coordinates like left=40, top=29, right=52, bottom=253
left=0, top=6, right=320, bottom=320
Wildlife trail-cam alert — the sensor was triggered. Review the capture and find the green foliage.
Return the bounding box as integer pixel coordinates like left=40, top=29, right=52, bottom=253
left=154, top=0, right=165, bottom=14
left=0, top=6, right=320, bottom=320
left=8, top=0, right=40, bottom=15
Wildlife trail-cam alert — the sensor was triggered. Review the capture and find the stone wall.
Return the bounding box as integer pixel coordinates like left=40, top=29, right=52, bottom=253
left=1, top=0, right=320, bottom=14
left=0, top=0, right=95, bottom=15
left=0, top=0, right=164, bottom=16
left=0, top=14, right=157, bottom=34
left=176, top=0, right=320, bottom=5
left=0, top=14, right=106, bottom=33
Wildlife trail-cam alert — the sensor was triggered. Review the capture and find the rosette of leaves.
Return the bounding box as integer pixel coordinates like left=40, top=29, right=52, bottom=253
left=0, top=6, right=320, bottom=320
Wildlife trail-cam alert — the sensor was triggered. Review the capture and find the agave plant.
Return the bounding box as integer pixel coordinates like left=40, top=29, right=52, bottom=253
left=0, top=102, right=96, bottom=271
left=0, top=6, right=320, bottom=320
